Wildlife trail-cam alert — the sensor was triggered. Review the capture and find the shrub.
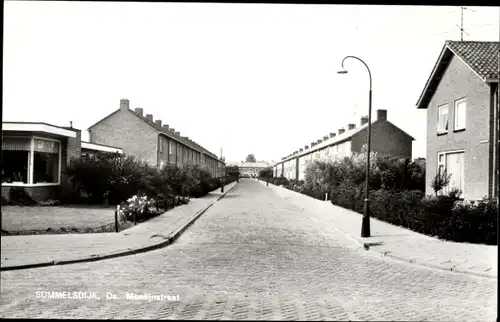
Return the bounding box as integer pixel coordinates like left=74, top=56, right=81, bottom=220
left=431, top=169, right=452, bottom=196
left=38, top=199, right=60, bottom=206
left=8, top=187, right=37, bottom=206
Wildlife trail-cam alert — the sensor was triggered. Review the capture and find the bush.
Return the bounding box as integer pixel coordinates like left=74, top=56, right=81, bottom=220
left=329, top=183, right=496, bottom=245
left=8, top=187, right=37, bottom=206
left=38, top=199, right=60, bottom=206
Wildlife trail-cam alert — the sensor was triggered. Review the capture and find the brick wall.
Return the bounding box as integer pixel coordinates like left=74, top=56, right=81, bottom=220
left=60, top=129, right=81, bottom=186
left=425, top=54, right=491, bottom=200
left=351, top=121, right=413, bottom=159
left=89, top=101, right=159, bottom=165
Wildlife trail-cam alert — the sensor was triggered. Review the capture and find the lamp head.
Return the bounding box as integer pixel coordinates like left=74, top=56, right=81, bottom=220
left=337, top=68, right=348, bottom=74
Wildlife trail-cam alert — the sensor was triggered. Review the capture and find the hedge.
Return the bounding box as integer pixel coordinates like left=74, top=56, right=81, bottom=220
left=64, top=152, right=235, bottom=207
left=270, top=151, right=496, bottom=245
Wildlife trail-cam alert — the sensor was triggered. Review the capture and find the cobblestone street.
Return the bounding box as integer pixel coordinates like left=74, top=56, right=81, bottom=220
left=0, top=179, right=496, bottom=320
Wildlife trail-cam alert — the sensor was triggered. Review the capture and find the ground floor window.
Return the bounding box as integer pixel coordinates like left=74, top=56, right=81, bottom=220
left=438, top=150, right=465, bottom=198
left=2, top=150, right=29, bottom=183
left=2, top=136, right=61, bottom=185
left=33, top=151, right=59, bottom=183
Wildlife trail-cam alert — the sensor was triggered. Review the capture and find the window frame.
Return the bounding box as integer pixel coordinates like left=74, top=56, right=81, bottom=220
left=437, top=104, right=449, bottom=134
left=2, top=135, right=62, bottom=187
left=159, top=136, right=164, bottom=153
left=453, top=98, right=466, bottom=131
left=437, top=149, right=465, bottom=198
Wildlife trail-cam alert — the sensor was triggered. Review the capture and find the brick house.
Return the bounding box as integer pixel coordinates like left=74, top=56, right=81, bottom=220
left=416, top=41, right=499, bottom=200
left=88, top=99, right=225, bottom=178
left=272, top=109, right=414, bottom=180
left=2, top=122, right=122, bottom=201
left=226, top=161, right=271, bottom=178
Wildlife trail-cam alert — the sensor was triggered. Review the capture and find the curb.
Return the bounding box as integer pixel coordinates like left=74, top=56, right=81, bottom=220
left=265, top=181, right=497, bottom=280
left=0, top=182, right=239, bottom=272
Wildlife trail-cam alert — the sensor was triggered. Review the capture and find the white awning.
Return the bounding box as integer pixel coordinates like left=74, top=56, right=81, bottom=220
left=81, top=141, right=123, bottom=154
left=2, top=123, right=77, bottom=138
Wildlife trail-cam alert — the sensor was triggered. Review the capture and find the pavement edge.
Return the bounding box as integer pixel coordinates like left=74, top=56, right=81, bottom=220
left=262, top=180, right=497, bottom=280
left=0, top=181, right=239, bottom=271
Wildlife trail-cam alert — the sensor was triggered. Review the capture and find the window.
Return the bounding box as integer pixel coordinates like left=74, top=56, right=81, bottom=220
left=454, top=98, right=466, bottom=131
left=33, top=139, right=60, bottom=183
left=169, top=141, right=173, bottom=155
left=438, top=151, right=465, bottom=198
left=437, top=104, right=449, bottom=133
left=2, top=137, right=60, bottom=185
left=158, top=136, right=163, bottom=152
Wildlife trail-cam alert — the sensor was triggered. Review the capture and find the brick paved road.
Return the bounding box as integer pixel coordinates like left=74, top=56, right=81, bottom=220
left=0, top=179, right=496, bottom=320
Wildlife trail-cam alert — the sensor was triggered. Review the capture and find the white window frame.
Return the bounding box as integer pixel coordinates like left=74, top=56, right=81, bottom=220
left=454, top=98, right=466, bottom=131
left=437, top=104, right=449, bottom=134
left=159, top=136, right=164, bottom=153
left=437, top=149, right=465, bottom=198
left=169, top=141, right=173, bottom=155
left=2, top=135, right=62, bottom=187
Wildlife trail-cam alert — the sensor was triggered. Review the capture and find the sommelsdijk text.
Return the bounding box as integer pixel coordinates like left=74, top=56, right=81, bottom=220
left=36, top=291, right=99, bottom=300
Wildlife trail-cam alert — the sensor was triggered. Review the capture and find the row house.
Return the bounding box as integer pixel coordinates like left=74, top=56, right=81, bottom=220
left=88, top=99, right=225, bottom=178
left=416, top=40, right=499, bottom=200
left=227, top=161, right=271, bottom=178
left=273, top=109, right=414, bottom=181
left=2, top=122, right=122, bottom=201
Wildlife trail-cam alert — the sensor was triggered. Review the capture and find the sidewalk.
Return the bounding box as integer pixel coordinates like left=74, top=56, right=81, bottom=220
left=1, top=181, right=238, bottom=271
left=258, top=180, right=497, bottom=279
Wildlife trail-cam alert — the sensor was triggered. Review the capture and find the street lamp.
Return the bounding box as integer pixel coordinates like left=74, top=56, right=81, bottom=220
left=337, top=55, right=372, bottom=238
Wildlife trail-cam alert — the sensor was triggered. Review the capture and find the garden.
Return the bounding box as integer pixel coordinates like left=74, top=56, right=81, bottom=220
left=262, top=148, right=497, bottom=245
left=1, top=152, right=237, bottom=235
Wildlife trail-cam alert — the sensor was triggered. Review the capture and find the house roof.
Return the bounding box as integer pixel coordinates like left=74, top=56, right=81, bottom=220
left=88, top=107, right=219, bottom=160
left=416, top=40, right=499, bottom=109
left=273, top=119, right=415, bottom=166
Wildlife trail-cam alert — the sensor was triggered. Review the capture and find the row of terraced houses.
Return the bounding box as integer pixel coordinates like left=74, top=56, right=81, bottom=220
left=2, top=98, right=225, bottom=202
left=272, top=40, right=499, bottom=201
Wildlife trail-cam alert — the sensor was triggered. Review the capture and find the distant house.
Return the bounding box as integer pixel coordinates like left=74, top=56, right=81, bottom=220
left=272, top=109, right=414, bottom=180
left=227, top=161, right=271, bottom=178
left=87, top=99, right=225, bottom=178
left=416, top=40, right=499, bottom=200
left=1, top=122, right=122, bottom=201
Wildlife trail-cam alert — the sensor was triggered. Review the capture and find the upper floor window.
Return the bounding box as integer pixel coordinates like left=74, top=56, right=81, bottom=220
left=454, top=98, right=466, bottom=131
left=159, top=137, right=164, bottom=152
left=437, top=104, right=448, bottom=134
left=169, top=141, right=173, bottom=155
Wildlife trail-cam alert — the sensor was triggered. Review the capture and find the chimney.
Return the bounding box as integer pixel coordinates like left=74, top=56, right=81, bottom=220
left=155, top=120, right=162, bottom=127
left=69, top=121, right=73, bottom=128
left=330, top=132, right=336, bottom=138
left=338, top=128, right=345, bottom=135
left=360, top=116, right=368, bottom=126
left=162, top=124, right=169, bottom=131
left=323, top=136, right=329, bottom=141
left=377, top=109, right=387, bottom=121
left=146, top=114, right=153, bottom=122
left=348, top=123, right=356, bottom=130
left=120, top=99, right=129, bottom=111
left=175, top=131, right=180, bottom=136
left=299, top=148, right=303, bottom=152
left=134, top=108, right=143, bottom=116
left=311, top=142, right=316, bottom=147
left=305, top=145, right=309, bottom=149
left=317, top=139, right=322, bottom=144
left=170, top=128, right=175, bottom=133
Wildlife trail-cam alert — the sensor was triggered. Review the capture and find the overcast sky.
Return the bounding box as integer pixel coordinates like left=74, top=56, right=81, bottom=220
left=3, top=2, right=499, bottom=163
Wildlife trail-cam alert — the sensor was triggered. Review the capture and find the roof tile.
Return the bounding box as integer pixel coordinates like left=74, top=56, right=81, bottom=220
left=446, top=41, right=499, bottom=80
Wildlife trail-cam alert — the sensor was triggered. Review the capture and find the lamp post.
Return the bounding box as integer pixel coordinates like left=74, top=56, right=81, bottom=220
left=338, top=55, right=372, bottom=238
